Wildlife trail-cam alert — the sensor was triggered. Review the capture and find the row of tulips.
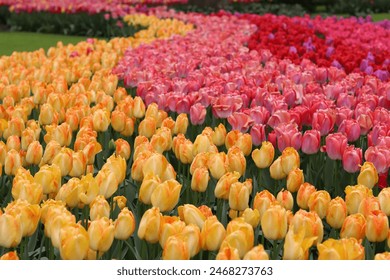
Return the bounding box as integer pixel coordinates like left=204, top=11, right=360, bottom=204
left=0, top=9, right=389, bottom=260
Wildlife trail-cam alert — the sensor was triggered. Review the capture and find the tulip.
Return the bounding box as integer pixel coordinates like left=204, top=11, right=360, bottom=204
left=133, top=96, right=145, bottom=119
left=270, top=157, right=287, bottom=180
left=207, top=152, right=228, bottom=180
left=138, top=117, right=157, bottom=139
left=250, top=124, right=266, bottom=147
left=326, top=197, right=347, bottom=229
left=345, top=184, right=373, bottom=214
left=173, top=113, right=189, bottom=135
left=301, top=129, right=321, bottom=154
left=150, top=127, right=172, bottom=153
left=55, top=178, right=81, bottom=208
left=178, top=204, right=206, bottom=230
left=0, top=141, right=7, bottom=165
left=159, top=216, right=186, bottom=248
left=191, top=167, right=209, bottom=192
left=365, top=210, right=389, bottom=242
left=340, top=213, right=366, bottom=240
left=138, top=174, right=161, bottom=205
left=280, top=147, right=300, bottom=175
left=201, top=216, right=226, bottom=251
left=88, top=217, right=115, bottom=253
left=226, top=146, right=246, bottom=177
left=342, top=145, right=362, bottom=173
left=34, top=164, right=62, bottom=195
left=138, top=207, right=163, bottom=244
left=286, top=168, right=304, bottom=193
left=317, top=238, right=364, bottom=260
left=233, top=133, right=252, bottom=157
left=214, top=171, right=240, bottom=200
left=177, top=139, right=194, bottom=164
left=12, top=180, right=43, bottom=205
left=211, top=124, right=227, bottom=147
left=276, top=189, right=294, bottom=210
left=229, top=181, right=251, bottom=211
left=291, top=210, right=324, bottom=245
left=105, top=154, right=127, bottom=184
left=95, top=166, right=119, bottom=199
left=364, top=146, right=389, bottom=174
left=92, top=109, right=110, bottom=132
left=6, top=135, right=21, bottom=152
left=0, top=212, right=23, bottom=248
left=114, top=138, right=131, bottom=161
left=0, top=251, right=19, bottom=260
left=225, top=218, right=254, bottom=257
left=59, top=223, right=89, bottom=260
left=178, top=224, right=201, bottom=258
left=308, top=190, right=331, bottom=219
left=5, top=200, right=41, bottom=237
left=39, top=103, right=57, bottom=125
left=21, top=128, right=36, bottom=151
left=90, top=195, right=110, bottom=221
left=283, top=225, right=317, bottom=260
left=261, top=204, right=288, bottom=240
left=378, top=187, right=390, bottom=216
left=216, top=244, right=240, bottom=260
left=338, top=119, right=361, bottom=142
left=241, top=208, right=260, bottom=228
left=25, top=141, right=43, bottom=165
left=113, top=196, right=127, bottom=210
left=243, top=245, right=269, bottom=260
left=78, top=173, right=99, bottom=205
left=162, top=235, right=190, bottom=260
left=151, top=179, right=182, bottom=212
left=52, top=148, right=73, bottom=177
left=198, top=205, right=213, bottom=218
left=114, top=207, right=136, bottom=240
left=142, top=153, right=176, bottom=182
left=41, top=140, right=61, bottom=165
left=253, top=190, right=276, bottom=220
left=193, top=134, right=216, bottom=156
left=357, top=162, right=378, bottom=189
left=312, top=109, right=335, bottom=136
left=111, top=110, right=127, bottom=132
left=4, top=149, right=22, bottom=176
left=358, top=197, right=381, bottom=218
left=82, top=140, right=102, bottom=165
left=68, top=150, right=87, bottom=178
left=375, top=252, right=390, bottom=260
left=325, top=133, right=348, bottom=160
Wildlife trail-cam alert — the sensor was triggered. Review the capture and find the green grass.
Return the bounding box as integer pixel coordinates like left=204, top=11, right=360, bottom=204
left=371, top=13, right=390, bottom=21
left=0, top=32, right=88, bottom=56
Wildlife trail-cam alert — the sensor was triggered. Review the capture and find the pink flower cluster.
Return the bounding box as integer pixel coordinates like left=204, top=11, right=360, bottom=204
left=114, top=10, right=390, bottom=176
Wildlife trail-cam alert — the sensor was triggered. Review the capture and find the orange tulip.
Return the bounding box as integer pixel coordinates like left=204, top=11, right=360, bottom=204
left=276, top=189, right=294, bottom=210
left=0, top=212, right=23, bottom=248
left=286, top=168, right=304, bottom=193
left=92, top=108, right=110, bottom=132
left=150, top=127, right=172, bottom=153
left=59, top=223, right=89, bottom=260
left=138, top=117, right=157, bottom=139
left=226, top=146, right=246, bottom=177
left=365, top=210, right=389, bottom=242
left=297, top=182, right=316, bottom=210
left=281, top=147, right=300, bottom=174
left=340, top=213, right=366, bottom=240
left=208, top=151, right=228, bottom=180
left=5, top=200, right=41, bottom=237
left=52, top=147, right=73, bottom=177
left=190, top=152, right=209, bottom=175
left=133, top=96, right=146, bottom=119
left=68, top=150, right=87, bottom=178
left=253, top=190, right=276, bottom=220
left=0, top=251, right=19, bottom=260
left=290, top=209, right=323, bottom=245
left=162, top=235, right=190, bottom=260
left=25, top=140, right=43, bottom=165
left=216, top=244, right=240, bottom=260
left=214, top=171, right=240, bottom=200
left=114, top=138, right=131, bottom=161
left=358, top=197, right=381, bottom=218
left=191, top=167, right=209, bottom=193
left=113, top=196, right=127, bottom=210
left=4, top=149, right=22, bottom=176
left=308, top=190, right=331, bottom=219
left=41, top=140, right=61, bottom=165
left=345, top=184, right=373, bottom=214
left=326, top=197, right=347, bottom=229
left=173, top=113, right=189, bottom=135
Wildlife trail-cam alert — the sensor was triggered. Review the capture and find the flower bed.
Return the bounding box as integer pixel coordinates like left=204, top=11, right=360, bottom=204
left=0, top=8, right=390, bottom=261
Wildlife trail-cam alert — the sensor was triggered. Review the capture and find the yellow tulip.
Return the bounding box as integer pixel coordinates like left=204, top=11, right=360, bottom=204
left=90, top=195, right=110, bottom=221
left=261, top=204, right=288, bottom=240
left=290, top=209, right=323, bottom=245
left=326, top=197, right=347, bottom=229
left=5, top=199, right=41, bottom=237
left=296, top=182, right=316, bottom=210
left=159, top=216, right=185, bottom=248
left=207, top=152, right=228, bottom=180
left=214, top=171, right=240, bottom=200
left=286, top=168, right=304, bottom=193
left=241, top=208, right=260, bottom=228
left=340, top=213, right=366, bottom=240
left=276, top=189, right=294, bottom=210
left=216, top=244, right=240, bottom=260
left=178, top=204, right=206, bottom=230
left=114, top=207, right=136, bottom=240
left=151, top=179, right=182, bottom=212
left=375, top=252, right=390, bottom=260
left=211, top=124, right=227, bottom=147
left=280, top=147, right=300, bottom=175
left=378, top=187, right=390, bottom=216
left=162, top=235, right=190, bottom=260
left=308, top=190, right=331, bottom=219
left=243, top=245, right=269, bottom=260
left=229, top=181, right=251, bottom=211
left=88, top=217, right=115, bottom=253
left=201, top=215, right=226, bottom=251
left=357, top=162, right=378, bottom=189
left=253, top=190, right=276, bottom=220
left=345, top=184, right=373, bottom=215
left=283, top=225, right=317, bottom=260
left=251, top=141, right=275, bottom=169
left=138, top=207, right=163, bottom=244
left=226, top=146, right=246, bottom=177
left=365, top=210, right=389, bottom=242
left=317, top=238, right=364, bottom=260
left=191, top=167, right=209, bottom=192
left=0, top=212, right=23, bottom=248
left=59, top=223, right=89, bottom=260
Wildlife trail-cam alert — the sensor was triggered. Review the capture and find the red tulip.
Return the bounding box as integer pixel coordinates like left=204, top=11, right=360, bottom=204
left=338, top=119, right=361, bottom=142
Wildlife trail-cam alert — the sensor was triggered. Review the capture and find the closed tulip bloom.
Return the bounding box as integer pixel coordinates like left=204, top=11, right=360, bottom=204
left=142, top=153, right=176, bottom=181
left=150, top=127, right=172, bottom=154
left=113, top=196, right=127, bottom=210
left=4, top=149, right=22, bottom=176
left=41, top=140, right=61, bottom=165
left=190, top=152, right=209, bottom=175
left=95, top=166, right=119, bottom=199
left=357, top=162, right=378, bottom=189
left=78, top=173, right=99, bottom=205
left=59, top=223, right=89, bottom=260
left=340, top=213, right=366, bottom=240
left=216, top=245, right=240, bottom=260
left=5, top=200, right=41, bottom=237
left=105, top=154, right=127, bottom=184
left=375, top=252, right=390, bottom=260
left=227, top=146, right=246, bottom=177
left=201, top=216, right=226, bottom=251
left=159, top=216, right=186, bottom=248
left=301, top=129, right=321, bottom=154
left=114, top=207, right=136, bottom=240
left=277, top=189, right=294, bottom=210
left=317, top=238, right=364, bottom=260
left=90, top=195, right=110, bottom=221
left=139, top=174, right=161, bottom=205
left=179, top=224, right=201, bottom=258
left=178, top=204, right=206, bottom=230
left=12, top=181, right=43, bottom=205
left=0, top=251, right=19, bottom=260
left=151, top=179, right=182, bottom=212
left=251, top=141, right=275, bottom=169
left=212, top=124, right=227, bottom=147
left=238, top=208, right=259, bottom=227
left=21, top=127, right=36, bottom=151
left=69, top=150, right=87, bottom=178
left=55, top=178, right=81, bottom=208
left=281, top=147, right=300, bottom=175
left=286, top=168, right=304, bottom=193
left=325, top=133, right=348, bottom=160
left=326, top=197, right=347, bottom=229
left=193, top=134, right=216, bottom=156
left=88, top=217, right=115, bottom=253
left=111, top=110, right=127, bottom=132
left=0, top=212, right=23, bottom=248
left=234, top=133, right=252, bottom=157
left=138, top=207, right=163, bottom=244
left=261, top=204, right=288, bottom=240
left=138, top=117, right=157, bottom=139
left=220, top=229, right=253, bottom=258
left=214, top=171, right=240, bottom=200
left=243, top=245, right=269, bottom=260
left=308, top=190, right=331, bottom=219
left=270, top=157, right=287, bottom=180
left=229, top=181, right=251, bottom=211
left=25, top=141, right=43, bottom=165
left=178, top=139, right=194, bottom=164
left=133, top=96, right=146, bottom=119
left=208, top=152, right=228, bottom=180
left=6, top=135, right=21, bottom=152
left=291, top=210, right=324, bottom=245
left=0, top=141, right=7, bottom=165
left=191, top=167, right=209, bottom=193
left=92, top=109, right=110, bottom=132
left=345, top=185, right=373, bottom=214
left=52, top=148, right=73, bottom=177
left=378, top=188, right=390, bottom=216
left=253, top=190, right=276, bottom=220
left=283, top=225, right=317, bottom=260
left=342, top=146, right=362, bottom=173
left=162, top=235, right=190, bottom=260
left=366, top=210, right=389, bottom=242
left=173, top=113, right=189, bottom=135
left=34, top=164, right=62, bottom=195
left=39, top=103, right=57, bottom=125
left=82, top=140, right=102, bottom=165
left=358, top=197, right=381, bottom=218
left=114, top=139, right=131, bottom=161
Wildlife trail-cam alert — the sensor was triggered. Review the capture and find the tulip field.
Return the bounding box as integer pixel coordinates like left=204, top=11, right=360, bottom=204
left=1, top=0, right=390, bottom=261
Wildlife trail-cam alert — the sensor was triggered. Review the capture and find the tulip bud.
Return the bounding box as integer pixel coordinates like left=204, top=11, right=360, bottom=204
left=132, top=96, right=145, bottom=119
left=308, top=190, right=331, bottom=219
left=68, top=150, right=87, bottom=178
left=281, top=147, right=300, bottom=175
left=243, top=245, right=269, bottom=260
left=229, top=181, right=251, bottom=211
left=358, top=197, right=381, bottom=218
left=253, top=190, right=276, bottom=220
left=225, top=218, right=254, bottom=258
left=241, top=208, right=260, bottom=228
left=261, top=204, right=288, bottom=240
left=201, top=216, right=226, bottom=251
left=138, top=117, right=157, bottom=139
left=212, top=124, right=227, bottom=147
left=296, top=182, right=316, bottom=210
left=162, top=235, right=190, bottom=260
left=111, top=110, right=127, bottom=133
left=179, top=224, right=201, bottom=258
left=114, top=207, right=136, bottom=240
left=226, top=146, right=246, bottom=177
left=340, top=213, right=366, bottom=240
left=59, top=223, right=89, bottom=260
left=269, top=156, right=287, bottom=180
left=286, top=168, right=304, bottom=193
left=25, top=141, right=43, bottom=165
left=88, top=217, right=115, bottom=253
left=151, top=179, right=182, bottom=212
left=366, top=210, right=389, bottom=242
left=301, top=129, right=321, bottom=155
left=41, top=140, right=61, bottom=165
left=326, top=197, right=347, bottom=229
left=345, top=184, right=373, bottom=214
left=317, top=238, right=364, bottom=260
left=190, top=152, right=209, bottom=175
left=216, top=244, right=240, bottom=260
left=92, top=109, right=110, bottom=132
left=291, top=210, right=323, bottom=245
left=0, top=212, right=23, bottom=248
left=378, top=187, right=390, bottom=216
left=138, top=207, right=163, bottom=244
left=159, top=216, right=185, bottom=248
left=252, top=141, right=275, bottom=169
left=173, top=113, right=189, bottom=135
left=178, top=204, right=206, bottom=230
left=208, top=152, right=228, bottom=180
left=95, top=166, right=119, bottom=199
left=357, top=162, right=378, bottom=189
left=342, top=146, right=362, bottom=173
left=114, top=139, right=131, bottom=161
left=191, top=167, right=209, bottom=193
left=52, top=147, right=73, bottom=177
left=276, top=189, right=294, bottom=210
left=214, top=171, right=240, bottom=200
left=283, top=225, right=317, bottom=260
left=0, top=251, right=19, bottom=260
left=90, top=195, right=110, bottom=221
left=55, top=177, right=81, bottom=208
left=4, top=149, right=22, bottom=176
left=78, top=173, right=99, bottom=205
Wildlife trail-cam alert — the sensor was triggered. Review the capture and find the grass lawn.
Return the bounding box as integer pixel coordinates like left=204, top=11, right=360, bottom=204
left=0, top=32, right=88, bottom=56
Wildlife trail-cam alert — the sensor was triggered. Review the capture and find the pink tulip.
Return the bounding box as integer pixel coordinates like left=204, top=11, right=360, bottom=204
left=212, top=95, right=243, bottom=119
left=357, top=113, right=373, bottom=135
left=338, top=119, right=361, bottom=142
left=364, top=146, right=389, bottom=174
left=245, top=106, right=270, bottom=125
left=289, top=105, right=311, bottom=128
left=336, top=93, right=356, bottom=109
left=250, top=124, right=266, bottom=146
left=301, top=129, right=321, bottom=155
left=227, top=112, right=254, bottom=133
left=342, top=145, right=362, bottom=173
left=275, top=123, right=302, bottom=152
left=267, top=110, right=291, bottom=129
left=268, top=131, right=277, bottom=149
left=367, top=124, right=388, bottom=146
left=373, top=108, right=390, bottom=125
left=190, top=103, right=206, bottom=125
left=312, top=109, right=336, bottom=136
left=325, top=133, right=348, bottom=160
left=335, top=107, right=353, bottom=127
